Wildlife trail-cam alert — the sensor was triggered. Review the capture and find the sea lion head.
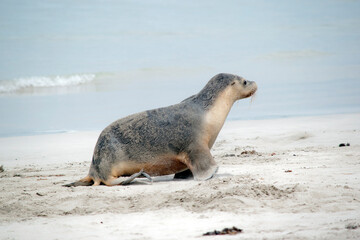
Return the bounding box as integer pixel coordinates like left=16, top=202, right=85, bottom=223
left=206, top=73, right=257, bottom=100
left=229, top=74, right=257, bottom=99
left=187, top=73, right=257, bottom=109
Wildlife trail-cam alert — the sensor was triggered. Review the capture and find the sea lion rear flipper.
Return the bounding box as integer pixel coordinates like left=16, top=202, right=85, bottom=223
left=63, top=176, right=93, bottom=187
left=188, top=148, right=218, bottom=181
left=110, top=170, right=153, bottom=186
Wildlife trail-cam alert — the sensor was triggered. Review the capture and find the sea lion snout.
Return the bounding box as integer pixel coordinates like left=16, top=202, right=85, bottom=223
left=236, top=79, right=257, bottom=99
left=247, top=80, right=257, bottom=96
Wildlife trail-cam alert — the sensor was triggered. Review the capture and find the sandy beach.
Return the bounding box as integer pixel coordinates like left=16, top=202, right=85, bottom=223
left=0, top=113, right=359, bottom=239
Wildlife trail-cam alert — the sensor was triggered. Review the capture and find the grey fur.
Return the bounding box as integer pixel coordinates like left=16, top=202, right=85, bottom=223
left=90, top=102, right=204, bottom=180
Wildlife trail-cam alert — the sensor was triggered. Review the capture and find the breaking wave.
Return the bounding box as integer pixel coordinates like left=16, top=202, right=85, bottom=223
left=0, top=74, right=96, bottom=93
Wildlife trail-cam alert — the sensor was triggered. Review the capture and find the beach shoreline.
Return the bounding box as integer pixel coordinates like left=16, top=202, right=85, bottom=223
left=0, top=113, right=359, bottom=239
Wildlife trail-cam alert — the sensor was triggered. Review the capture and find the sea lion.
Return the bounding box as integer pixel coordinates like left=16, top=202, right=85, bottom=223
left=64, top=73, right=257, bottom=187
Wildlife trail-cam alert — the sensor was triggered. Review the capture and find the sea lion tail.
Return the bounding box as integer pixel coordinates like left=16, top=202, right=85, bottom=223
left=63, top=176, right=93, bottom=187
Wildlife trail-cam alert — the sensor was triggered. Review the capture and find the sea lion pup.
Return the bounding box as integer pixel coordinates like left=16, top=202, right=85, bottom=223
left=64, top=73, right=257, bottom=187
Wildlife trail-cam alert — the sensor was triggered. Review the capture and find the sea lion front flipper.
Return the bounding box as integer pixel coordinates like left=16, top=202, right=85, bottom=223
left=188, top=148, right=218, bottom=181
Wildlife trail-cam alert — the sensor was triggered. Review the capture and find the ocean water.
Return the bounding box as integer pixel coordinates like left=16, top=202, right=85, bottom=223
left=0, top=0, right=359, bottom=137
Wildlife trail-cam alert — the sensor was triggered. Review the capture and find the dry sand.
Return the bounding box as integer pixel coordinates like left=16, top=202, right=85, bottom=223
left=0, top=113, right=359, bottom=239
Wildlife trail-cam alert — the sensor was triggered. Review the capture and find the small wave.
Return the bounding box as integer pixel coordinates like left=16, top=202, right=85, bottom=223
left=34, top=129, right=78, bottom=135
left=0, top=74, right=96, bottom=93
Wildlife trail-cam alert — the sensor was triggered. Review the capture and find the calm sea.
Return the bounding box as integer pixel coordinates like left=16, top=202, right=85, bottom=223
left=0, top=0, right=359, bottom=137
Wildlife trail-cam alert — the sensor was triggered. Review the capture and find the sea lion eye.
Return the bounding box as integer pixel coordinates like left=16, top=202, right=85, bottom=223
left=231, top=82, right=235, bottom=85
left=243, top=80, right=247, bottom=85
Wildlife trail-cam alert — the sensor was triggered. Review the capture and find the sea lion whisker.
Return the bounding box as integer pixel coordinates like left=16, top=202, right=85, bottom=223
left=250, top=92, right=257, bottom=104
